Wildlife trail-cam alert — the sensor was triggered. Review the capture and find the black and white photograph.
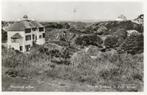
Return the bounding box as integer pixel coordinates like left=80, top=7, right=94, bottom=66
left=1, top=0, right=144, bottom=92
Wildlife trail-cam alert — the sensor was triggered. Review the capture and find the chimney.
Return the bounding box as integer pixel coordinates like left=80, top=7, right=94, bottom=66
left=23, top=15, right=28, bottom=20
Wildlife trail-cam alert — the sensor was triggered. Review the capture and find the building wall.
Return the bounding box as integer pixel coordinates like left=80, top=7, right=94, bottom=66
left=24, top=32, right=33, bottom=52
left=35, top=28, right=45, bottom=45
left=7, top=31, right=26, bottom=52
left=24, top=27, right=45, bottom=51
left=7, top=27, right=45, bottom=52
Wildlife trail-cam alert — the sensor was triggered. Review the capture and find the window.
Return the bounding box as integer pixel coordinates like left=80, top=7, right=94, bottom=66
left=39, top=27, right=44, bottom=32
left=32, top=28, right=37, bottom=31
left=25, top=28, right=31, bottom=33
left=32, top=34, right=35, bottom=40
left=42, top=33, right=45, bottom=38
left=39, top=35, right=42, bottom=38
left=11, top=39, right=17, bottom=43
left=36, top=36, right=37, bottom=40
left=25, top=45, right=30, bottom=51
left=25, top=35, right=31, bottom=41
left=20, top=46, right=23, bottom=51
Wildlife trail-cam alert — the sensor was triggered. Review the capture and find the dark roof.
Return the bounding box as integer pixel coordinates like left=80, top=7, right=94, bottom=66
left=30, top=20, right=43, bottom=27
left=11, top=33, right=23, bottom=39
left=6, top=20, right=44, bottom=31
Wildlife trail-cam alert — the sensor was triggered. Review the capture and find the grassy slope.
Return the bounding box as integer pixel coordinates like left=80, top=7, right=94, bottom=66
left=2, top=20, right=144, bottom=92
left=3, top=75, right=116, bottom=91
left=2, top=47, right=143, bottom=91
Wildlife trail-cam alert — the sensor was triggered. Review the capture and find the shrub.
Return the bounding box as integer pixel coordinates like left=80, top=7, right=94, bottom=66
left=5, top=69, right=18, bottom=77
left=49, top=49, right=62, bottom=57
left=104, top=28, right=128, bottom=49
left=119, top=34, right=143, bottom=54
left=43, top=22, right=70, bottom=29
left=2, top=50, right=28, bottom=68
left=96, top=52, right=143, bottom=91
left=92, top=20, right=143, bottom=35
left=70, top=49, right=143, bottom=88
left=2, top=48, right=36, bottom=78
left=112, top=28, right=127, bottom=39
left=75, top=34, right=103, bottom=47
left=104, top=35, right=119, bottom=49
left=2, top=29, right=7, bottom=43
left=93, top=25, right=108, bottom=35
left=99, top=68, right=122, bottom=80
left=2, top=55, right=19, bottom=68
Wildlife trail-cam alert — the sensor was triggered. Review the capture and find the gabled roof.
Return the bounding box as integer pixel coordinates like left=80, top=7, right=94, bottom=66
left=11, top=33, right=23, bottom=39
left=30, top=20, right=43, bottom=27
left=6, top=20, right=44, bottom=31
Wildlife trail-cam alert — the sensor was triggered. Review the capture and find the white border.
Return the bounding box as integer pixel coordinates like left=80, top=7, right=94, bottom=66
left=0, top=0, right=146, bottom=95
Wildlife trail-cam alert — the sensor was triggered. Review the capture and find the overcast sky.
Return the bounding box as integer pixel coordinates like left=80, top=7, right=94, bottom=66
left=2, top=1, right=143, bottom=21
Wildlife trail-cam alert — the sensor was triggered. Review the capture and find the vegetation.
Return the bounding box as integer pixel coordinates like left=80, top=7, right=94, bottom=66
left=2, top=29, right=7, bottom=43
left=75, top=34, right=103, bottom=47
left=104, top=35, right=119, bottom=49
left=2, top=16, right=144, bottom=91
left=119, top=34, right=144, bottom=55
left=2, top=46, right=143, bottom=91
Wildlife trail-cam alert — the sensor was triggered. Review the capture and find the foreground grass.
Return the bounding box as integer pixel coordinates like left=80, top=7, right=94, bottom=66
left=3, top=75, right=117, bottom=91
left=2, top=46, right=143, bottom=91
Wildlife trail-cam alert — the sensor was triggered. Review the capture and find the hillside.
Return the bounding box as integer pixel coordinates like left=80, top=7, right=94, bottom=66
left=2, top=15, right=144, bottom=91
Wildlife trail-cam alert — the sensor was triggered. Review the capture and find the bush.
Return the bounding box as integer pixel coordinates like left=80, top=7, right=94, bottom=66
left=112, top=28, right=127, bottom=39
left=5, top=69, right=18, bottom=77
left=99, top=68, right=122, bottom=80
left=104, top=35, right=119, bottom=49
left=104, top=28, right=128, bottom=49
left=70, top=49, right=143, bottom=87
left=119, top=34, right=143, bottom=54
left=93, top=25, right=108, bottom=35
left=75, top=34, right=103, bottom=47
left=2, top=44, right=143, bottom=91
left=2, top=47, right=39, bottom=78
left=3, top=55, right=19, bottom=68
left=2, top=50, right=28, bottom=68
left=43, top=22, right=70, bottom=29
left=48, top=49, right=62, bottom=57
left=91, top=20, right=143, bottom=35
left=2, top=29, right=7, bottom=43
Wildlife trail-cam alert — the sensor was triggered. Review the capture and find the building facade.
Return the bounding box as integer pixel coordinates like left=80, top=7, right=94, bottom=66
left=6, top=15, right=45, bottom=52
left=133, top=14, right=144, bottom=25
left=116, top=14, right=127, bottom=21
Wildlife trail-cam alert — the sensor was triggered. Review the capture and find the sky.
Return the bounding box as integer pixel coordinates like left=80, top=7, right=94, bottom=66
left=2, top=1, right=143, bottom=21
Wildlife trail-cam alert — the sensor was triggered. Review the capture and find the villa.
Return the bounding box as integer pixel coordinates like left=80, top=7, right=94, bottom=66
left=5, top=15, right=45, bottom=52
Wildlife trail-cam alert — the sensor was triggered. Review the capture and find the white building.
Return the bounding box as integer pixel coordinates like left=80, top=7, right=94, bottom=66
left=133, top=14, right=144, bottom=25
left=5, top=15, right=45, bottom=52
left=116, top=15, right=127, bottom=21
